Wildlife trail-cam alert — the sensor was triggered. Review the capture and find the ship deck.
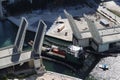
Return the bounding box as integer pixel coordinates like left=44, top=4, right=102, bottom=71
left=46, top=19, right=73, bottom=41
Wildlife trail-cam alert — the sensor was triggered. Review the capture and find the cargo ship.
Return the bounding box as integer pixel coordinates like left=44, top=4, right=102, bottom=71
left=28, top=40, right=85, bottom=66
left=41, top=45, right=85, bottom=66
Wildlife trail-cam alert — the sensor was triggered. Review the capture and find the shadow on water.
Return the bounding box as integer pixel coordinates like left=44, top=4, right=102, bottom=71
left=43, top=59, right=79, bottom=78
left=5, top=0, right=87, bottom=16
left=81, top=54, right=101, bottom=79
left=0, top=21, right=17, bottom=48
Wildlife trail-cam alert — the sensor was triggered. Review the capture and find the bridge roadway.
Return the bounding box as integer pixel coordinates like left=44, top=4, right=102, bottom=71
left=0, top=47, right=32, bottom=69
left=0, top=46, right=77, bottom=72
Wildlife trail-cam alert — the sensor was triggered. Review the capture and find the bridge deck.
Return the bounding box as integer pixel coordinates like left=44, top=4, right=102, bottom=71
left=0, top=48, right=31, bottom=69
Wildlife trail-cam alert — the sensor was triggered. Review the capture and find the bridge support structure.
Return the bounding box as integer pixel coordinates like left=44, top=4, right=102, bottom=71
left=32, top=20, right=47, bottom=74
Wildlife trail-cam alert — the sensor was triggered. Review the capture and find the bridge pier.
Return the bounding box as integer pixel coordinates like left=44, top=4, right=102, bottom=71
left=32, top=20, right=47, bottom=74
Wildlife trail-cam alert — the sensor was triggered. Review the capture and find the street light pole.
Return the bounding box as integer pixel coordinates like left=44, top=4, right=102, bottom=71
left=101, top=0, right=104, bottom=6
left=30, top=0, right=32, bottom=13
left=0, top=0, right=4, bottom=20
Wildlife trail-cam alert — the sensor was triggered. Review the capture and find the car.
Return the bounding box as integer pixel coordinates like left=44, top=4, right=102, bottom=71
left=99, top=64, right=109, bottom=70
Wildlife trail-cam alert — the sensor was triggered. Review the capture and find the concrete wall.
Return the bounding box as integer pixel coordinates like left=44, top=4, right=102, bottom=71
left=91, top=41, right=98, bottom=51
left=73, top=36, right=79, bottom=46
left=98, top=44, right=109, bottom=52
left=91, top=40, right=109, bottom=52
left=78, top=38, right=89, bottom=47
left=73, top=35, right=89, bottom=47
left=28, top=60, right=34, bottom=68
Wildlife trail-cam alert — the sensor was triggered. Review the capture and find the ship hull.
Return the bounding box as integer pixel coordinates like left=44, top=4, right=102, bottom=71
left=41, top=51, right=83, bottom=67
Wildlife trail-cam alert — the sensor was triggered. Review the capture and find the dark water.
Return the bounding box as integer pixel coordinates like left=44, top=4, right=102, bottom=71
left=43, top=59, right=79, bottom=77
left=0, top=20, right=79, bottom=78
left=6, top=0, right=86, bottom=15
left=0, top=21, right=17, bottom=48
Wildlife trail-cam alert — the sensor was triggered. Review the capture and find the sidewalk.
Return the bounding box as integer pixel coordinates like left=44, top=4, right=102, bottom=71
left=90, top=55, right=120, bottom=80
left=25, top=71, right=82, bottom=80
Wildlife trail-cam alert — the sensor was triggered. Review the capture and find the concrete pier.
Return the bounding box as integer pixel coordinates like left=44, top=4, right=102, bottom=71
left=13, top=17, right=28, bottom=54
